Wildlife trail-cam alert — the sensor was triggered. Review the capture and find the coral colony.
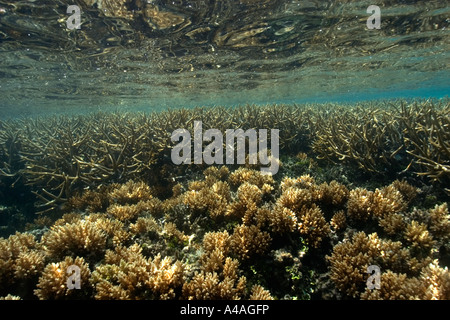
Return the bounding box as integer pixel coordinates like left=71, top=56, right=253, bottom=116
left=171, top=121, right=280, bottom=175
left=0, top=100, right=449, bottom=300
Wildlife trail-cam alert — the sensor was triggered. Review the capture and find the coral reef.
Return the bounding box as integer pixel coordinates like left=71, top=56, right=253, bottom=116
left=91, top=244, right=185, bottom=300
left=1, top=100, right=447, bottom=214
left=34, top=256, right=91, bottom=300
left=0, top=164, right=448, bottom=300
left=0, top=100, right=448, bottom=300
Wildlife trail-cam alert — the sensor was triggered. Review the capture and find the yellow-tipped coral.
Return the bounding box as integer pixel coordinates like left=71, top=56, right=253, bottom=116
left=41, top=219, right=107, bottom=258
left=34, top=256, right=91, bottom=300
left=91, top=244, right=185, bottom=300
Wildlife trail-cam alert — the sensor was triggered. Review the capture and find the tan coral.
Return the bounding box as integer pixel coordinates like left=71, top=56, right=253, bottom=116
left=41, top=219, right=107, bottom=258
left=428, top=203, right=450, bottom=243
left=269, top=204, right=298, bottom=233
left=229, top=224, right=271, bottom=260
left=347, top=186, right=406, bottom=222
left=360, top=271, right=424, bottom=300
left=330, top=210, right=346, bottom=231
left=91, top=244, right=185, bottom=300
left=249, top=284, right=273, bottom=300
left=420, top=260, right=450, bottom=300
left=404, top=221, right=436, bottom=251
left=108, top=180, right=153, bottom=205
left=0, top=232, right=39, bottom=288
left=34, top=256, right=91, bottom=300
left=182, top=257, right=246, bottom=300
left=378, top=213, right=405, bottom=235
left=228, top=167, right=275, bottom=189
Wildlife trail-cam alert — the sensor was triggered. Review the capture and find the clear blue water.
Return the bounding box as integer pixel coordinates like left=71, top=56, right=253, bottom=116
left=0, top=0, right=448, bottom=117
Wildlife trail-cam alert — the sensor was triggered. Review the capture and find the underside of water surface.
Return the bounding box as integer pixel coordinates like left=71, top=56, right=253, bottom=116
left=0, top=0, right=449, bottom=302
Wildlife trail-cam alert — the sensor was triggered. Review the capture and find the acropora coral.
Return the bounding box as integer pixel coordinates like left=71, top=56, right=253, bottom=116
left=0, top=99, right=448, bottom=300
left=0, top=164, right=447, bottom=300
left=1, top=100, right=447, bottom=214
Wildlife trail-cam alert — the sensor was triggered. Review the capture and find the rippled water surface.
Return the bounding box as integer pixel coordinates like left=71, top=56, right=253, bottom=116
left=0, top=0, right=448, bottom=116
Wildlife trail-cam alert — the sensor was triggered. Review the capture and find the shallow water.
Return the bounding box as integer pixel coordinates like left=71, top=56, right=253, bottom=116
left=0, top=1, right=450, bottom=302
left=0, top=0, right=448, bottom=117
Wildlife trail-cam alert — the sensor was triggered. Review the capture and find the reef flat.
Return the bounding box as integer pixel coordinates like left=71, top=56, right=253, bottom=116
left=0, top=99, right=448, bottom=300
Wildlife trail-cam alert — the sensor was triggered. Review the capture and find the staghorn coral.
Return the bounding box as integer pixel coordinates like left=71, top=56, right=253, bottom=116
left=34, top=256, right=91, bottom=300
left=0, top=100, right=448, bottom=216
left=401, top=100, right=450, bottom=184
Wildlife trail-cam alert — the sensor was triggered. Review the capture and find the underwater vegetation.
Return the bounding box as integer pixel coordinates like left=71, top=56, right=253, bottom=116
left=0, top=99, right=449, bottom=300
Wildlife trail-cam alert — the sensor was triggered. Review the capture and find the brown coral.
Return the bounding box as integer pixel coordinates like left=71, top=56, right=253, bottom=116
left=297, top=204, right=330, bottom=248
left=229, top=224, right=271, bottom=260
left=347, top=186, right=406, bottom=222
left=249, top=284, right=273, bottom=300
left=34, top=256, right=91, bottom=300
left=91, top=244, right=185, bottom=300
left=403, top=221, right=436, bottom=251
left=0, top=232, right=40, bottom=288
left=41, top=219, right=107, bottom=258
left=182, top=257, right=247, bottom=300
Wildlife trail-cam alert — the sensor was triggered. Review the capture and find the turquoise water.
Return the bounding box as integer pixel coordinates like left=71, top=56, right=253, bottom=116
left=0, top=0, right=448, bottom=117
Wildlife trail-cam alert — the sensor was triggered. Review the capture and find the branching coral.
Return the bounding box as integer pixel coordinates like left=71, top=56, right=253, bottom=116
left=0, top=100, right=448, bottom=216
left=182, top=257, right=247, bottom=300
left=229, top=224, right=272, bottom=260
left=0, top=232, right=43, bottom=289
left=91, top=244, right=185, bottom=300
left=401, top=100, right=450, bottom=184
left=34, top=256, right=91, bottom=300
left=249, top=284, right=274, bottom=300
left=41, top=219, right=107, bottom=259
left=347, top=185, right=406, bottom=222
left=327, top=228, right=445, bottom=299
